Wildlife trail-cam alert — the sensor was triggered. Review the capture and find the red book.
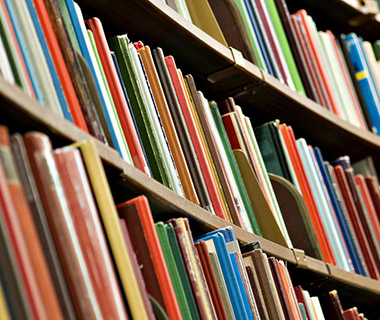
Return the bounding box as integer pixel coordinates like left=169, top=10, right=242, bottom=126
left=343, top=308, right=360, bottom=320
left=334, top=166, right=380, bottom=280
left=294, top=286, right=311, bottom=320
left=0, top=128, right=47, bottom=320
left=31, top=0, right=88, bottom=131
left=86, top=17, right=150, bottom=175
left=279, top=124, right=335, bottom=265
left=165, top=55, right=227, bottom=220
left=54, top=146, right=128, bottom=320
left=117, top=196, right=182, bottom=320
left=24, top=132, right=102, bottom=319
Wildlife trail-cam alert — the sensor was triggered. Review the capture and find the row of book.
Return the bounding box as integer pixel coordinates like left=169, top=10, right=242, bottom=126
left=2, top=0, right=380, bottom=282
left=164, top=0, right=380, bottom=136
left=0, top=128, right=371, bottom=319
left=256, top=119, right=380, bottom=279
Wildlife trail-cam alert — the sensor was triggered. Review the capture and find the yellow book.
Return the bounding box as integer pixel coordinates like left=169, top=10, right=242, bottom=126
left=0, top=283, right=10, bottom=320
left=71, top=140, right=149, bottom=320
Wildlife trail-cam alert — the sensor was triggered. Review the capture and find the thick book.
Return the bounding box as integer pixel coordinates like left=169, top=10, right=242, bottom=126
left=0, top=127, right=63, bottom=320
left=54, top=146, right=128, bottom=319
left=71, top=139, right=151, bottom=319
left=343, top=33, right=380, bottom=135
left=319, top=290, right=344, bottom=320
left=117, top=196, right=182, bottom=320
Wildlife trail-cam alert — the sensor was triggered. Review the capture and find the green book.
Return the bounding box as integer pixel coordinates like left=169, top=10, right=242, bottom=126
left=254, top=121, right=292, bottom=182
left=264, top=0, right=306, bottom=96
left=109, top=35, right=171, bottom=187
left=155, top=222, right=196, bottom=320
left=299, top=303, right=308, bottom=320
left=209, top=101, right=261, bottom=236
left=373, top=40, right=380, bottom=61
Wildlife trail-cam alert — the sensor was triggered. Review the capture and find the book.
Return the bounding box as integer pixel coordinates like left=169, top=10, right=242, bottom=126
left=0, top=283, right=10, bottom=320
left=319, top=290, right=344, bottom=320
left=54, top=146, right=128, bottom=319
left=343, top=33, right=380, bottom=135
left=117, top=196, right=182, bottom=319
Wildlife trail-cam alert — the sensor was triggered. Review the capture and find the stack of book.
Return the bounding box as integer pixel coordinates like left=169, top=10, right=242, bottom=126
left=165, top=0, right=380, bottom=135
left=0, top=129, right=370, bottom=318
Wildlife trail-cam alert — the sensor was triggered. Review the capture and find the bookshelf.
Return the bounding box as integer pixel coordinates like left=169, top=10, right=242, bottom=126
left=2, top=0, right=380, bottom=317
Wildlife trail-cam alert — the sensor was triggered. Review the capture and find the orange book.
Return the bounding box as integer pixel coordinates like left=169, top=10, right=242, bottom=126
left=117, top=196, right=182, bottom=320
left=31, top=0, right=88, bottom=131
left=279, top=124, right=335, bottom=265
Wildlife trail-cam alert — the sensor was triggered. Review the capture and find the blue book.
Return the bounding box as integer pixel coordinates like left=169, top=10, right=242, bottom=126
left=243, top=0, right=276, bottom=77
left=344, top=33, right=380, bottom=135
left=314, top=147, right=366, bottom=275
left=195, top=232, right=249, bottom=320
left=24, top=0, right=73, bottom=123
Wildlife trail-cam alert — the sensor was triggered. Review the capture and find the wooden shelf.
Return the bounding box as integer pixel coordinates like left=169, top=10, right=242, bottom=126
left=2, top=76, right=380, bottom=313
